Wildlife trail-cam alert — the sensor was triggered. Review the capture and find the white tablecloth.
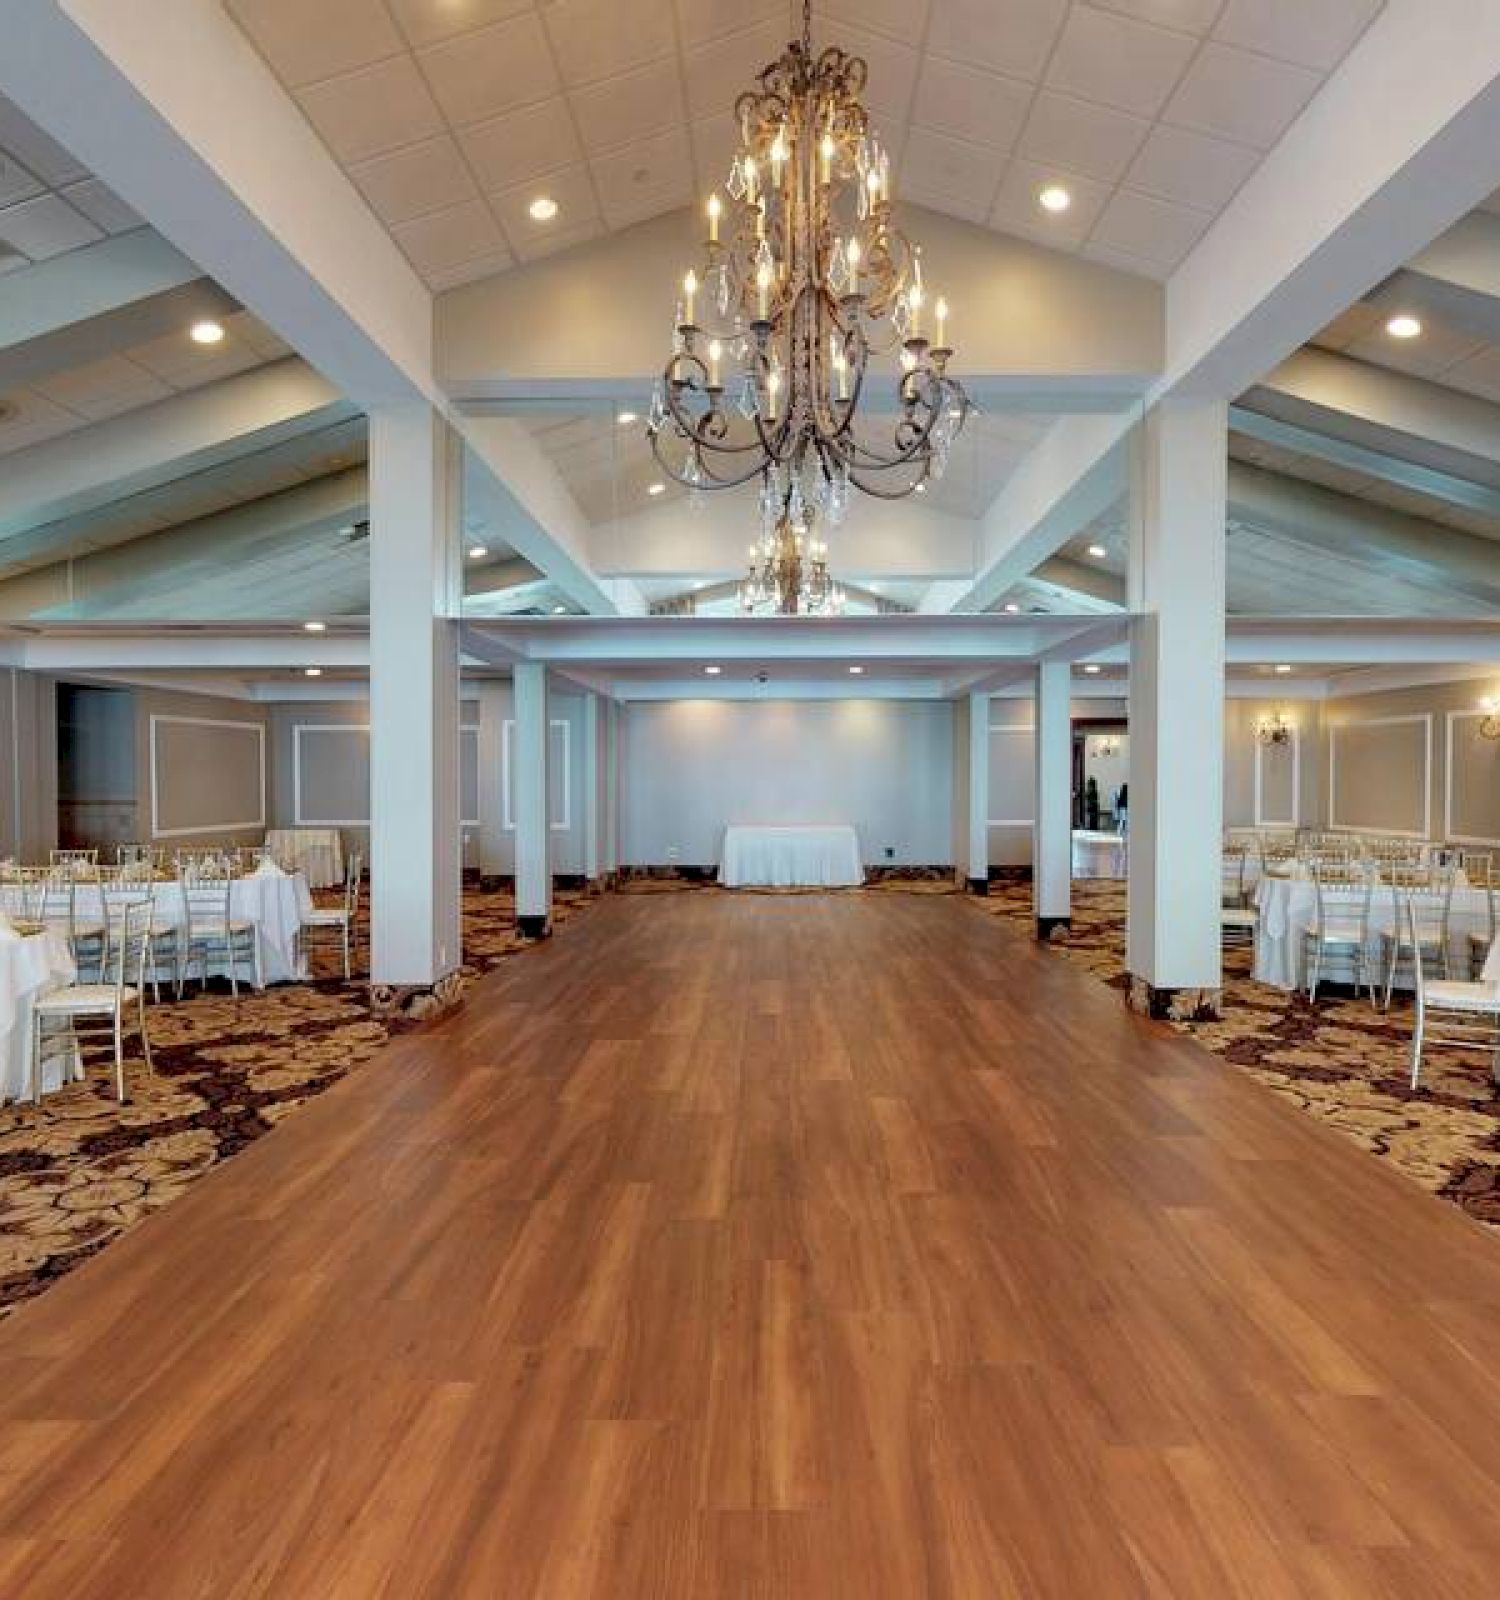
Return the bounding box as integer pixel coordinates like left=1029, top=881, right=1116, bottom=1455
left=1072, top=830, right=1127, bottom=879
left=0, top=929, right=76, bottom=1102
left=265, top=829, right=343, bottom=889
left=70, top=870, right=315, bottom=987
left=1253, top=874, right=1492, bottom=992
left=720, top=825, right=864, bottom=888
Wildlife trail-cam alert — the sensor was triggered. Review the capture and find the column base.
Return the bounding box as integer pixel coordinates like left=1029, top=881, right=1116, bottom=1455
left=1035, top=915, right=1071, bottom=942
left=1126, top=976, right=1223, bottom=1022
left=516, top=914, right=552, bottom=940
left=368, top=971, right=465, bottom=1024
left=965, top=876, right=989, bottom=896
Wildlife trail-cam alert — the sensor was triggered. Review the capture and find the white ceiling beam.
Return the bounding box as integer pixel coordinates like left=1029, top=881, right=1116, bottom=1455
left=0, top=357, right=349, bottom=542
left=942, top=0, right=1500, bottom=613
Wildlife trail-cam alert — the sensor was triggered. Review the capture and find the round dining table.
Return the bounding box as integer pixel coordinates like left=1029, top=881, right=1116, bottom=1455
left=0, top=926, right=77, bottom=1103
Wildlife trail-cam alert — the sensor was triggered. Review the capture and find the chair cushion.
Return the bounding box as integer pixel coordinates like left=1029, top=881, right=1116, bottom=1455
left=35, top=984, right=138, bottom=1014
left=1425, top=980, right=1500, bottom=1015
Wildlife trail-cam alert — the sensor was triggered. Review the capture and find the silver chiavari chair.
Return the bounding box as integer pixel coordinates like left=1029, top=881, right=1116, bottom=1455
left=178, top=866, right=260, bottom=997
left=1407, top=897, right=1500, bottom=1092
left=1303, top=857, right=1373, bottom=1004
left=1378, top=862, right=1456, bottom=1012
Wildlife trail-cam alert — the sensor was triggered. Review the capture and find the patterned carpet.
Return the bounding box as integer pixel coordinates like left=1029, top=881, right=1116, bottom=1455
left=0, top=883, right=595, bottom=1319
left=978, top=878, right=1500, bottom=1234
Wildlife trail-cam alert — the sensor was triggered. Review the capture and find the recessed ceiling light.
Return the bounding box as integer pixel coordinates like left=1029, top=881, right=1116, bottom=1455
left=848, top=665, right=865, bottom=675
left=552, top=605, right=567, bottom=614
left=647, top=482, right=666, bottom=496
left=1003, top=602, right=1021, bottom=614
left=190, top=319, right=225, bottom=345
left=1083, top=664, right=1102, bottom=674
left=704, top=665, right=722, bottom=676
left=528, top=195, right=559, bottom=222
left=1038, top=184, right=1072, bottom=214
left=617, top=411, right=638, bottom=426
left=1274, top=663, right=1293, bottom=674
left=303, top=620, right=326, bottom=633
left=1385, top=313, right=1422, bottom=339
left=468, top=544, right=488, bottom=559
left=1087, top=543, right=1107, bottom=559
left=303, top=667, right=322, bottom=678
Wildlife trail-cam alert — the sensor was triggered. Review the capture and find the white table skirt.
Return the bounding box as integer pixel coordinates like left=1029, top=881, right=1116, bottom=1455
left=265, top=829, right=343, bottom=889
left=1072, top=830, right=1127, bottom=879
left=1253, top=875, right=1492, bottom=992
left=0, top=930, right=77, bottom=1103
left=720, top=825, right=864, bottom=888
left=68, top=871, right=315, bottom=987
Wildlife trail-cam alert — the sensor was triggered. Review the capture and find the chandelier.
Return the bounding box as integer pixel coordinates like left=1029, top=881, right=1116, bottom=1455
left=1254, top=709, right=1295, bottom=747
left=1480, top=694, right=1500, bottom=739
left=646, top=0, right=970, bottom=611
left=741, top=504, right=845, bottom=616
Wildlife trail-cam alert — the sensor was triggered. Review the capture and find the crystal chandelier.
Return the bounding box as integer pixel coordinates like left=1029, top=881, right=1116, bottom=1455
left=1254, top=709, right=1295, bottom=747
left=1479, top=694, right=1500, bottom=739
left=647, top=0, right=970, bottom=610
left=741, top=497, right=846, bottom=616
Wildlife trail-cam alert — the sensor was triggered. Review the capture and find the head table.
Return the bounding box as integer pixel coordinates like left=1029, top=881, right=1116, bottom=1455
left=720, top=825, right=864, bottom=888
left=1253, top=868, right=1492, bottom=992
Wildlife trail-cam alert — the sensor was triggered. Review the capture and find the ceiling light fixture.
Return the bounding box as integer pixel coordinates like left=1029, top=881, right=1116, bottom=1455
left=1273, top=663, right=1292, bottom=674
left=648, top=0, right=970, bottom=617
left=647, top=482, right=666, bottom=496
left=848, top=665, right=864, bottom=675
left=303, top=667, right=323, bottom=678
left=1038, top=184, right=1072, bottom=214
left=303, top=621, right=326, bottom=633
left=1385, top=313, right=1422, bottom=339
left=1254, top=708, right=1294, bottom=747
left=1086, top=543, right=1107, bottom=559
left=617, top=411, right=638, bottom=425
left=1082, top=663, right=1101, bottom=675
left=1003, top=602, right=1021, bottom=614
left=190, top=319, right=225, bottom=345
left=704, top=665, right=722, bottom=676
left=468, top=544, right=488, bottom=559
left=1479, top=694, right=1500, bottom=740
left=528, top=195, right=559, bottom=222
left=552, top=605, right=568, bottom=614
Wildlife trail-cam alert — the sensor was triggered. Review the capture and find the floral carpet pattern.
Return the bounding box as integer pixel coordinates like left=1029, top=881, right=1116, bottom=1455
left=0, top=883, right=595, bottom=1319
left=979, top=878, right=1500, bottom=1233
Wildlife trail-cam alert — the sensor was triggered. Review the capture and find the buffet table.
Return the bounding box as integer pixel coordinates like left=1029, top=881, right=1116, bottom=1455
left=720, top=825, right=864, bottom=888
left=264, top=828, right=344, bottom=889
left=1072, top=829, right=1127, bottom=879
left=1253, top=871, right=1493, bottom=992
left=0, top=927, right=77, bottom=1102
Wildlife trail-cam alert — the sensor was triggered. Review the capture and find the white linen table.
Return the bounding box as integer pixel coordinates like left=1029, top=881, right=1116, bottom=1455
left=720, top=825, right=864, bottom=888
left=0, top=929, right=77, bottom=1103
left=265, top=828, right=343, bottom=889
left=1072, top=830, right=1127, bottom=879
left=1253, top=872, right=1492, bottom=993
left=68, top=870, right=315, bottom=987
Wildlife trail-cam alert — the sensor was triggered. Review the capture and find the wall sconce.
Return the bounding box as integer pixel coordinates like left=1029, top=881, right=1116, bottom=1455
left=1254, top=709, right=1295, bottom=747
left=1481, top=695, right=1500, bottom=740
left=1093, top=736, right=1121, bottom=758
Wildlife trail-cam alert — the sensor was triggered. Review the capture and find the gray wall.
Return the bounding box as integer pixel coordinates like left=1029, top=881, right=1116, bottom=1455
left=619, top=699, right=956, bottom=867
left=135, top=687, right=270, bottom=850
left=0, top=668, right=57, bottom=860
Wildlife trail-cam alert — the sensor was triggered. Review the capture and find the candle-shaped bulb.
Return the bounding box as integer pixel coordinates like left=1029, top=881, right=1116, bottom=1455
left=743, top=157, right=757, bottom=200
left=907, top=282, right=923, bottom=340
left=766, top=366, right=782, bottom=419
left=846, top=235, right=862, bottom=295
left=707, top=192, right=721, bottom=243
left=935, top=296, right=949, bottom=347
left=756, top=258, right=773, bottom=320
left=683, top=269, right=698, bottom=326
left=820, top=132, right=835, bottom=184
left=707, top=338, right=722, bottom=387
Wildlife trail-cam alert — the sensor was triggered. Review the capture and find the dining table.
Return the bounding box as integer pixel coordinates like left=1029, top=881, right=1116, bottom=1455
left=719, top=825, right=864, bottom=888
left=0, top=924, right=78, bottom=1103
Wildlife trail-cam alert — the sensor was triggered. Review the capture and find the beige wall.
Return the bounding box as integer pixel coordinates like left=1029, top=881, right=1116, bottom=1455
left=0, top=668, right=57, bottom=860
left=1223, top=698, right=1326, bottom=832
left=135, top=688, right=270, bottom=850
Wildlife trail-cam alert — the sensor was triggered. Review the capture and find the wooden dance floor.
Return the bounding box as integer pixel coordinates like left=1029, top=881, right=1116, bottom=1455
left=2, top=890, right=1500, bottom=1595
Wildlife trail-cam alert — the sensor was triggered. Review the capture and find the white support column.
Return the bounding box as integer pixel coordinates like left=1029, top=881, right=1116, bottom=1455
left=602, top=699, right=620, bottom=879
left=512, top=661, right=552, bottom=936
left=475, top=679, right=507, bottom=889
left=1034, top=660, right=1073, bottom=939
left=369, top=405, right=462, bottom=992
left=1126, top=400, right=1228, bottom=1018
left=965, top=690, right=990, bottom=892
left=580, top=691, right=601, bottom=887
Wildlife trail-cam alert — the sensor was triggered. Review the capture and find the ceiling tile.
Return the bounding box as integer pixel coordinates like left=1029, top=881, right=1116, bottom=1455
left=828, top=24, right=920, bottom=123
left=0, top=193, right=103, bottom=261
left=1089, top=187, right=1212, bottom=266
left=224, top=312, right=295, bottom=361
left=425, top=249, right=517, bottom=292
left=489, top=164, right=601, bottom=246
left=1018, top=90, right=1151, bottom=184
left=989, top=157, right=1112, bottom=246
left=349, top=135, right=479, bottom=225
left=1085, top=0, right=1223, bottom=30
left=1343, top=319, right=1488, bottom=381
left=1044, top=8, right=1198, bottom=117
left=1122, top=123, right=1260, bottom=210
left=589, top=129, right=693, bottom=230
left=158, top=345, right=267, bottom=393
left=673, top=0, right=788, bottom=51
left=825, top=0, right=933, bottom=46
left=900, top=128, right=1004, bottom=223
left=570, top=58, right=684, bottom=156
left=57, top=178, right=144, bottom=235
left=910, top=58, right=1033, bottom=152
left=297, top=57, right=445, bottom=164
left=0, top=101, right=85, bottom=187
left=1213, top=0, right=1383, bottom=72
left=928, top=0, right=1069, bottom=83
left=124, top=324, right=254, bottom=382
left=543, top=0, right=679, bottom=90
left=513, top=217, right=607, bottom=264
left=386, top=0, right=535, bottom=49
left=0, top=387, right=84, bottom=455
left=683, top=21, right=789, bottom=124
left=1310, top=302, right=1384, bottom=350
left=391, top=198, right=512, bottom=273
left=417, top=13, right=559, bottom=126
left=690, top=115, right=742, bottom=195
left=460, top=100, right=584, bottom=192
left=1162, top=41, right=1321, bottom=149
left=226, top=0, right=405, bottom=87
left=33, top=355, right=170, bottom=419
left=1080, top=238, right=1170, bottom=281
left=0, top=148, right=42, bottom=209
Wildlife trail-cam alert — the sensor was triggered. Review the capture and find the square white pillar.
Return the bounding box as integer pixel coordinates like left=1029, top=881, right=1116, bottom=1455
left=1125, top=399, right=1227, bottom=1018
left=965, top=690, right=990, bottom=891
left=580, top=691, right=601, bottom=885
left=369, top=405, right=463, bottom=991
left=1034, top=660, right=1072, bottom=938
left=512, top=661, right=552, bottom=936
left=475, top=679, right=508, bottom=888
